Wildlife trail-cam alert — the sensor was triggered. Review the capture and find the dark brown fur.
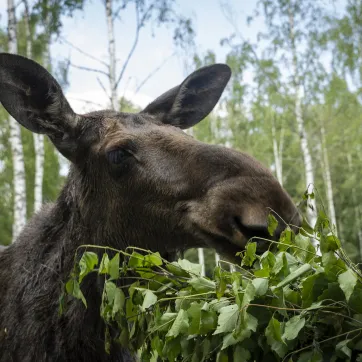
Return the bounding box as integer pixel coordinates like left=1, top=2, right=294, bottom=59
left=0, top=53, right=301, bottom=361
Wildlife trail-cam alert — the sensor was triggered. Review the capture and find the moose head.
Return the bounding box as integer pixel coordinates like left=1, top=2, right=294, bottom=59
left=0, top=53, right=302, bottom=361
left=0, top=53, right=301, bottom=261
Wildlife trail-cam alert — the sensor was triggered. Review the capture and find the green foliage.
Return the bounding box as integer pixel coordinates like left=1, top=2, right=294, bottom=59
left=63, top=207, right=362, bottom=361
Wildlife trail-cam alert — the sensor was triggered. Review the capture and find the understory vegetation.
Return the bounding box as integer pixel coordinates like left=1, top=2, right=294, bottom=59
left=63, top=194, right=362, bottom=361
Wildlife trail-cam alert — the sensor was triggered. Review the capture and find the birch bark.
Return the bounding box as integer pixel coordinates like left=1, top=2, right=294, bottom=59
left=288, top=7, right=317, bottom=230
left=320, top=121, right=337, bottom=231
left=8, top=0, right=27, bottom=242
left=105, top=0, right=117, bottom=110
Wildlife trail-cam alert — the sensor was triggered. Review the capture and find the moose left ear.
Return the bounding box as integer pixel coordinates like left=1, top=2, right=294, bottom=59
left=0, top=53, right=79, bottom=161
left=141, top=64, right=231, bottom=129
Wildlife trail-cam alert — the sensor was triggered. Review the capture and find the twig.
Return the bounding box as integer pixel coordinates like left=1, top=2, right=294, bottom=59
left=282, top=327, right=362, bottom=362
left=70, top=62, right=110, bottom=78
left=67, top=97, right=104, bottom=108
left=134, top=52, right=176, bottom=94
left=114, top=3, right=155, bottom=89
left=113, top=3, right=126, bottom=21
left=59, top=36, right=109, bottom=68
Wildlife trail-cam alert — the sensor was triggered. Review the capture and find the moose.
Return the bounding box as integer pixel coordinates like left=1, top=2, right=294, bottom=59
left=0, top=53, right=301, bottom=361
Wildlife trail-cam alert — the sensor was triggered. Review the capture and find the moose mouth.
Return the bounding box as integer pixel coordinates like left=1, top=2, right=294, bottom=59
left=195, top=219, right=272, bottom=264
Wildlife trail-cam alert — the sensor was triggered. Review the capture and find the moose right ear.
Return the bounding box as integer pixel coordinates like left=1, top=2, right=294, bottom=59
left=0, top=53, right=79, bottom=161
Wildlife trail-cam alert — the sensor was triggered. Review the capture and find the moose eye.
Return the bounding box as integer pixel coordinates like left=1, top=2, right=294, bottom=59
left=106, top=149, right=131, bottom=164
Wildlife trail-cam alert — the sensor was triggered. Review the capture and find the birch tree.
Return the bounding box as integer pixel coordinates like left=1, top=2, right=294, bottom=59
left=22, top=0, right=45, bottom=212
left=31, top=0, right=84, bottom=211
left=7, top=0, right=27, bottom=242
left=287, top=4, right=317, bottom=229
left=320, top=119, right=337, bottom=230
left=69, top=0, right=194, bottom=111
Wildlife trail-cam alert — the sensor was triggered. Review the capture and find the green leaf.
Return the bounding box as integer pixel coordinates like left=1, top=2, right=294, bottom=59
left=129, top=252, right=145, bottom=268
left=278, top=227, right=293, bottom=251
left=265, top=317, right=287, bottom=358
left=141, top=290, right=157, bottom=311
left=252, top=278, right=269, bottom=296
left=336, top=339, right=352, bottom=359
left=144, top=252, right=163, bottom=267
left=79, top=251, right=98, bottom=283
left=216, top=349, right=229, bottom=362
left=297, top=351, right=323, bottom=362
left=260, top=250, right=276, bottom=269
left=282, top=315, right=305, bottom=341
left=242, top=242, right=257, bottom=267
left=338, top=269, right=358, bottom=301
left=241, top=281, right=256, bottom=308
left=215, top=266, right=227, bottom=299
left=271, top=252, right=288, bottom=277
left=166, top=309, right=189, bottom=338
left=233, top=346, right=251, bottom=362
left=320, top=234, right=341, bottom=254
left=272, top=264, right=312, bottom=291
left=294, top=234, right=315, bottom=262
left=214, top=304, right=239, bottom=334
left=267, top=213, right=279, bottom=236
left=66, top=279, right=87, bottom=307
left=109, top=253, right=120, bottom=280
left=104, top=280, right=117, bottom=303
left=188, top=302, right=217, bottom=335
left=99, top=253, right=110, bottom=274
left=112, top=288, right=125, bottom=317
left=177, top=259, right=202, bottom=275
left=188, top=276, right=216, bottom=293
left=349, top=288, right=362, bottom=313
left=234, top=310, right=258, bottom=340
left=301, top=216, right=314, bottom=235
left=222, top=332, right=247, bottom=349
left=166, top=259, right=201, bottom=277
left=200, top=305, right=218, bottom=334
left=301, top=273, right=328, bottom=307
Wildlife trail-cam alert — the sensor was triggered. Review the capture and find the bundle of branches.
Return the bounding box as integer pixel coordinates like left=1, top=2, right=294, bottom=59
left=61, top=208, right=362, bottom=361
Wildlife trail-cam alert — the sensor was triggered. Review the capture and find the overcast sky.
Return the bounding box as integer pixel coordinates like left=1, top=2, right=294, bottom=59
left=0, top=0, right=343, bottom=114
left=0, top=0, right=269, bottom=112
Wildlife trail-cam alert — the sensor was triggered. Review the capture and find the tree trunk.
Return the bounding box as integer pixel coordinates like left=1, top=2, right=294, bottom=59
left=288, top=7, right=317, bottom=231
left=197, top=248, right=205, bottom=276
left=23, top=0, right=31, bottom=58
left=23, top=0, right=46, bottom=213
left=271, top=115, right=284, bottom=186
left=8, top=0, right=27, bottom=242
left=33, top=30, right=48, bottom=211
left=105, top=0, right=117, bottom=110
left=320, top=121, right=337, bottom=231
left=347, top=154, right=362, bottom=259
left=215, top=252, right=220, bottom=266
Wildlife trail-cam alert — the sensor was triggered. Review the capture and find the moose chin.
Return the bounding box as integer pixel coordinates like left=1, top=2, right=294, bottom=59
left=0, top=53, right=301, bottom=361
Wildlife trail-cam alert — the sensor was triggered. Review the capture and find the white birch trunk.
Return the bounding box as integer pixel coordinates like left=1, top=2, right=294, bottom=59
left=8, top=0, right=27, bottom=242
left=215, top=252, right=220, bottom=266
left=33, top=33, right=48, bottom=211
left=23, top=0, right=45, bottom=213
left=271, top=116, right=284, bottom=186
left=33, top=134, right=45, bottom=212
left=105, top=0, right=117, bottom=110
left=23, top=0, right=31, bottom=58
left=288, top=9, right=317, bottom=232
left=197, top=248, right=205, bottom=276
left=320, top=123, right=337, bottom=231
left=347, top=154, right=362, bottom=258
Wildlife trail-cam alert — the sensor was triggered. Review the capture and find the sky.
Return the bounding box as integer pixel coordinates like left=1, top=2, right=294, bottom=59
left=0, top=0, right=269, bottom=113
left=0, top=0, right=344, bottom=114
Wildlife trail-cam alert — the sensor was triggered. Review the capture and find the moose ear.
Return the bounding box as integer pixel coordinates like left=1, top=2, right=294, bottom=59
left=0, top=53, right=79, bottom=160
left=141, top=64, right=231, bottom=129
